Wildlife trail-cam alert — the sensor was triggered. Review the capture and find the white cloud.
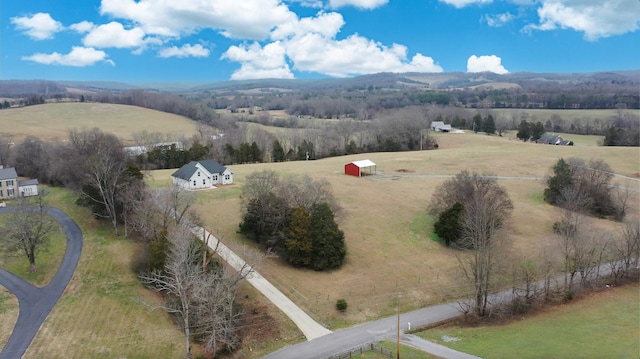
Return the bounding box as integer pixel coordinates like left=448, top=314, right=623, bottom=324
left=467, top=55, right=509, bottom=74
left=483, top=12, right=515, bottom=27
left=285, top=33, right=442, bottom=76
left=222, top=42, right=294, bottom=80
left=100, top=0, right=297, bottom=40
left=159, top=44, right=210, bottom=58
left=69, top=21, right=96, bottom=33
left=328, top=0, right=388, bottom=10
left=22, top=46, right=115, bottom=67
left=525, top=0, right=640, bottom=41
left=271, top=11, right=344, bottom=39
left=287, top=0, right=324, bottom=8
left=10, top=12, right=64, bottom=40
left=223, top=10, right=443, bottom=79
left=82, top=22, right=147, bottom=48
left=439, top=0, right=492, bottom=8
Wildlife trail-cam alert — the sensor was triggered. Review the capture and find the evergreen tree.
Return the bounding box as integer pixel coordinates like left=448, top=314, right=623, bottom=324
left=516, top=120, right=531, bottom=141
left=482, top=115, right=496, bottom=135
left=433, top=202, right=464, bottom=246
left=309, top=203, right=346, bottom=271
left=285, top=207, right=313, bottom=266
left=543, top=158, right=573, bottom=205
left=272, top=140, right=285, bottom=162
left=531, top=121, right=545, bottom=142
left=472, top=114, right=482, bottom=133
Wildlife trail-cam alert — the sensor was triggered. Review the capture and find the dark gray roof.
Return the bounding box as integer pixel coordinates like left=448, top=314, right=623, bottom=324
left=0, top=167, right=18, bottom=180
left=19, top=178, right=39, bottom=186
left=171, top=160, right=228, bottom=180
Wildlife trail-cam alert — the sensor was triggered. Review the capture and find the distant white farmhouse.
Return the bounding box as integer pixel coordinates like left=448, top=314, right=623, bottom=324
left=171, top=160, right=233, bottom=190
left=430, top=121, right=452, bottom=132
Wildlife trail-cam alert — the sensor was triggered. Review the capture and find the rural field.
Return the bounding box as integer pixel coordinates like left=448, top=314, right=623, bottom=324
left=0, top=188, right=302, bottom=359
left=0, top=102, right=201, bottom=145
left=148, top=130, right=640, bottom=328
left=417, top=283, right=640, bottom=358
left=1, top=103, right=638, bottom=358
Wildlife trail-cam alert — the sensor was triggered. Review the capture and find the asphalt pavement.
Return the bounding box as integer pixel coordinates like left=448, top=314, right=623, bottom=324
left=0, top=207, right=83, bottom=359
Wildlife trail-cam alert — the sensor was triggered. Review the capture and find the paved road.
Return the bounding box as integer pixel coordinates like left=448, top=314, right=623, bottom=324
left=262, top=302, right=463, bottom=359
left=0, top=207, right=83, bottom=359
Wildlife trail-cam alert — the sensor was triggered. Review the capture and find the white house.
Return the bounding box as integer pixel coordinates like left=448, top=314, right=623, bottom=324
left=171, top=160, right=233, bottom=190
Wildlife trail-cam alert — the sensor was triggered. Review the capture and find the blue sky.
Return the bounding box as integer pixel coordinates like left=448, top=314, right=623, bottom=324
left=2, top=0, right=639, bottom=83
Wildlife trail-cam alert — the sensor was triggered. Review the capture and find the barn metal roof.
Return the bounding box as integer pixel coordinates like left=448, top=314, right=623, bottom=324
left=350, top=159, right=376, bottom=168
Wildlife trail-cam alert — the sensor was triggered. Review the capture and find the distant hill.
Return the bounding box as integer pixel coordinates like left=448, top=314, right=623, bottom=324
left=1, top=70, right=638, bottom=96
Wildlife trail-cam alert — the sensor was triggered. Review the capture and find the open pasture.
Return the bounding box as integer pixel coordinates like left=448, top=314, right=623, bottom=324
left=149, top=132, right=639, bottom=328
left=418, top=283, right=640, bottom=359
left=0, top=103, right=201, bottom=145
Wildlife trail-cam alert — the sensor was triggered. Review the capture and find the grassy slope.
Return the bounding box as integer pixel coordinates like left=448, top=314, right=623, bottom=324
left=0, top=187, right=301, bottom=359
left=149, top=131, right=640, bottom=330
left=0, top=102, right=201, bottom=145
left=417, top=284, right=640, bottom=359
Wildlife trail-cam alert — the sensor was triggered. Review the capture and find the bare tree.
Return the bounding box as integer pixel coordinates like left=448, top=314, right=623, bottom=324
left=609, top=219, right=640, bottom=281
left=0, top=133, right=13, bottom=168
left=157, top=182, right=197, bottom=228
left=278, top=175, right=340, bottom=214
left=1, top=191, right=54, bottom=273
left=84, top=149, right=126, bottom=235
left=140, top=224, right=255, bottom=358
left=456, top=184, right=512, bottom=316
left=129, top=188, right=165, bottom=242
left=140, top=225, right=207, bottom=359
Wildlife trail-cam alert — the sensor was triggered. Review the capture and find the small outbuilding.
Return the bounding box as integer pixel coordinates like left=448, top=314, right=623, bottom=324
left=18, top=179, right=39, bottom=197
left=344, top=160, right=377, bottom=177
left=430, top=121, right=452, bottom=132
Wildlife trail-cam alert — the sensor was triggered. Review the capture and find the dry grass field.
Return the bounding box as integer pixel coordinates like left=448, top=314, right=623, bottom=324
left=0, top=187, right=302, bottom=359
left=148, top=131, right=640, bottom=329
left=0, top=102, right=201, bottom=145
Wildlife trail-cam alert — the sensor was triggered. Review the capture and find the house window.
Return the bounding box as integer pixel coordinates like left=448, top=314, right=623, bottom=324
left=0, top=182, right=3, bottom=187
left=197, top=171, right=200, bottom=177
left=213, top=175, right=218, bottom=182
left=193, top=180, right=196, bottom=186
left=7, top=189, right=14, bottom=197
left=0, top=190, right=3, bottom=197
left=203, top=179, right=206, bottom=185
left=6, top=180, right=13, bottom=186
left=225, top=174, right=230, bottom=181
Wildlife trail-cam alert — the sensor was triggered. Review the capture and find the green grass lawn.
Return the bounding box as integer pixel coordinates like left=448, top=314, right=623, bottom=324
left=0, top=215, right=65, bottom=287
left=417, top=284, right=640, bottom=359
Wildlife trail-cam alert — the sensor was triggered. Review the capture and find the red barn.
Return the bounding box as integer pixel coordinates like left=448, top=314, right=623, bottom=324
left=344, top=160, right=376, bottom=177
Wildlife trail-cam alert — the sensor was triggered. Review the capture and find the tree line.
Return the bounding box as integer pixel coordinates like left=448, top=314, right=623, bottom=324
left=429, top=159, right=637, bottom=318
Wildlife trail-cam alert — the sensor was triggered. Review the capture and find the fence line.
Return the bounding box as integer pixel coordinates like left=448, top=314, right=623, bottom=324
left=328, top=342, right=392, bottom=359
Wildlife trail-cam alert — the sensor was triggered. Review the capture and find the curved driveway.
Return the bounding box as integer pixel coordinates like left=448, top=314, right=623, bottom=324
left=0, top=207, right=83, bottom=359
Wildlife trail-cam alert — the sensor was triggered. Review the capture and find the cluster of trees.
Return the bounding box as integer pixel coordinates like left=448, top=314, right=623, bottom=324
left=429, top=166, right=638, bottom=319
left=544, top=158, right=627, bottom=220
left=1, top=129, right=248, bottom=357
left=603, top=125, right=640, bottom=146
left=239, top=171, right=346, bottom=271
left=516, top=120, right=546, bottom=142
left=140, top=224, right=249, bottom=358
left=429, top=171, right=513, bottom=316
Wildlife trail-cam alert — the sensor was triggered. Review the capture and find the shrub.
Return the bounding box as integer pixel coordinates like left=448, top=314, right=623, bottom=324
left=336, top=299, right=348, bottom=312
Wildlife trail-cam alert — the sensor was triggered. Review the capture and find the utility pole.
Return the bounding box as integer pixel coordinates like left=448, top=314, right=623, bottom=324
left=396, top=291, right=401, bottom=359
